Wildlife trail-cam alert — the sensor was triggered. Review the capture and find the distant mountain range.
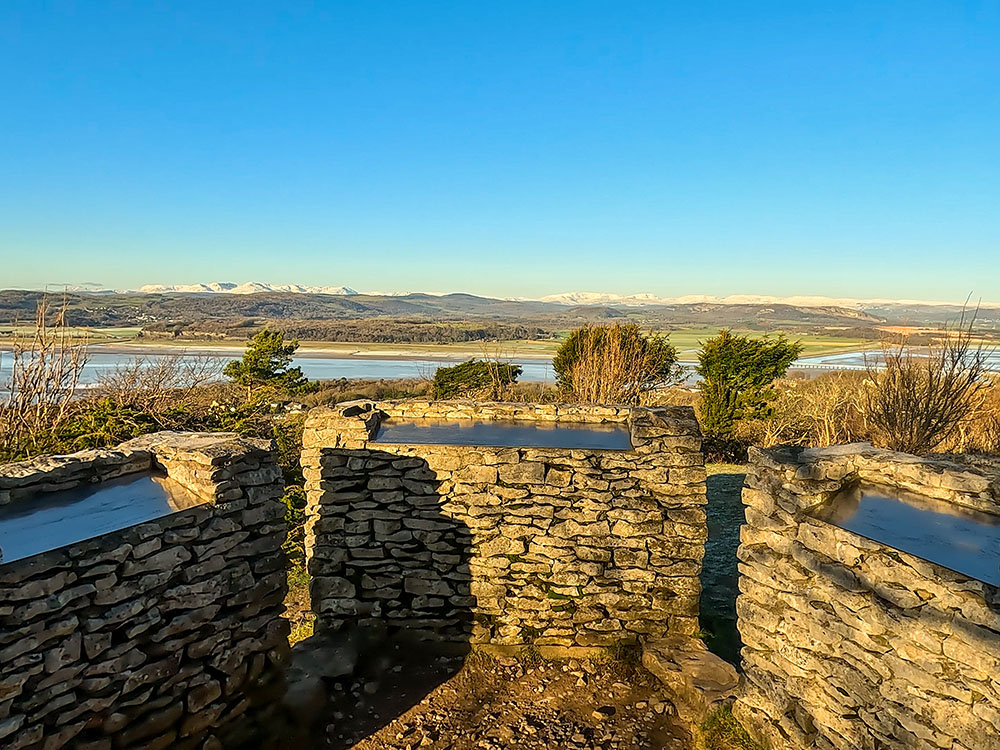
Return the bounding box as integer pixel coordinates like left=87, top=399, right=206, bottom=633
left=49, top=282, right=998, bottom=312
left=7, top=285, right=998, bottom=334
left=135, top=282, right=359, bottom=295
left=538, top=291, right=994, bottom=309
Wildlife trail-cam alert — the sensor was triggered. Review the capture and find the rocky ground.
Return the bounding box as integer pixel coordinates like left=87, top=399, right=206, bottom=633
left=319, top=644, right=690, bottom=750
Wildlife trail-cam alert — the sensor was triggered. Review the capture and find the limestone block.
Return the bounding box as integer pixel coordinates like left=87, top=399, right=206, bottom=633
left=736, top=444, right=1000, bottom=750
left=498, top=462, right=547, bottom=485
left=642, top=636, right=739, bottom=727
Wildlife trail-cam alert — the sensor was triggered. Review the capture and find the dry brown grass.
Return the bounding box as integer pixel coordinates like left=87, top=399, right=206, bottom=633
left=301, top=378, right=433, bottom=407
left=735, top=371, right=870, bottom=448
left=657, top=370, right=1000, bottom=457
left=947, top=374, right=1000, bottom=454
left=504, top=381, right=561, bottom=403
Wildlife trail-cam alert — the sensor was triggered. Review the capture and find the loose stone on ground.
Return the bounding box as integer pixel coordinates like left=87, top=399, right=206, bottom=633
left=323, top=647, right=689, bottom=750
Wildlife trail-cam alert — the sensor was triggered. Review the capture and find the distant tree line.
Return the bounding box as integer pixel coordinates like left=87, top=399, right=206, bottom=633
left=143, top=320, right=556, bottom=343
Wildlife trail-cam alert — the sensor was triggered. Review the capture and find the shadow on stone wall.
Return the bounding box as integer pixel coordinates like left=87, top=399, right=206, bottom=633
left=304, top=450, right=474, bottom=746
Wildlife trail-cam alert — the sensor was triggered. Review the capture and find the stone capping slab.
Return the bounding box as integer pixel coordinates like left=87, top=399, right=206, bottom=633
left=0, top=431, right=290, bottom=749
left=0, top=447, right=153, bottom=506
left=302, top=398, right=701, bottom=451
left=0, top=431, right=275, bottom=565
left=369, top=399, right=637, bottom=423
left=749, top=441, right=1000, bottom=517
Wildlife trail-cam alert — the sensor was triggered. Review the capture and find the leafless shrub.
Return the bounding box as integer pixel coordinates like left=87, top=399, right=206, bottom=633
left=736, top=391, right=807, bottom=448
left=864, top=307, right=994, bottom=454
left=795, top=371, right=869, bottom=445
left=567, top=325, right=678, bottom=405
left=732, top=371, right=867, bottom=448
left=478, top=340, right=522, bottom=400
left=0, top=301, right=88, bottom=459
left=95, top=354, right=222, bottom=416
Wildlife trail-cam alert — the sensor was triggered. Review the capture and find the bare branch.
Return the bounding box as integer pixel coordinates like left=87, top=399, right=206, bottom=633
left=0, top=299, right=89, bottom=459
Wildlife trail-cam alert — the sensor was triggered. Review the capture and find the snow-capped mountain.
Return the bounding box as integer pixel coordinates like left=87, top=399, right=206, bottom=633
left=540, top=292, right=674, bottom=306
left=539, top=291, right=997, bottom=309
left=136, top=282, right=358, bottom=295
left=51, top=282, right=121, bottom=295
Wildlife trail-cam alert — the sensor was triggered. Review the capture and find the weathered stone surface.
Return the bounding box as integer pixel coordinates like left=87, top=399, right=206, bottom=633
left=303, top=399, right=706, bottom=647
left=0, top=432, right=288, bottom=749
left=736, top=444, right=1000, bottom=750
left=642, top=635, right=739, bottom=727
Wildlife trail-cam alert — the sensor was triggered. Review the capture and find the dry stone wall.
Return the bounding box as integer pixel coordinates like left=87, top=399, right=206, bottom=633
left=735, top=443, right=1000, bottom=750
left=302, top=400, right=706, bottom=648
left=0, top=432, right=290, bottom=750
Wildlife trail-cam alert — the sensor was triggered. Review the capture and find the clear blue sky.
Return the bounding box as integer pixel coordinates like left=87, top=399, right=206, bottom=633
left=1, top=2, right=998, bottom=301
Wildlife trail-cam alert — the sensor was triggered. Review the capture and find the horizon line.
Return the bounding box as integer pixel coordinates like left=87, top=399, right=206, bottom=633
left=5, top=283, right=999, bottom=310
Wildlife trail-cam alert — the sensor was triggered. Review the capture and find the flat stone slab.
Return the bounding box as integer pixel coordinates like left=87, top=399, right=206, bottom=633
left=642, top=636, right=739, bottom=727
left=815, top=483, right=1000, bottom=586
left=0, top=472, right=205, bottom=564
left=291, top=633, right=361, bottom=680
left=372, top=418, right=633, bottom=450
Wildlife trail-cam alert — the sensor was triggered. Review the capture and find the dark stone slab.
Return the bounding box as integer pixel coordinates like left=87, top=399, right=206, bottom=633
left=0, top=472, right=206, bottom=564
left=372, top=418, right=633, bottom=451
left=815, top=484, right=1000, bottom=587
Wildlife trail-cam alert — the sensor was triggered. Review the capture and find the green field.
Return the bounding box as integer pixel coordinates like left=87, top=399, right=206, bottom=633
left=659, top=327, right=872, bottom=361
left=0, top=325, right=875, bottom=361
